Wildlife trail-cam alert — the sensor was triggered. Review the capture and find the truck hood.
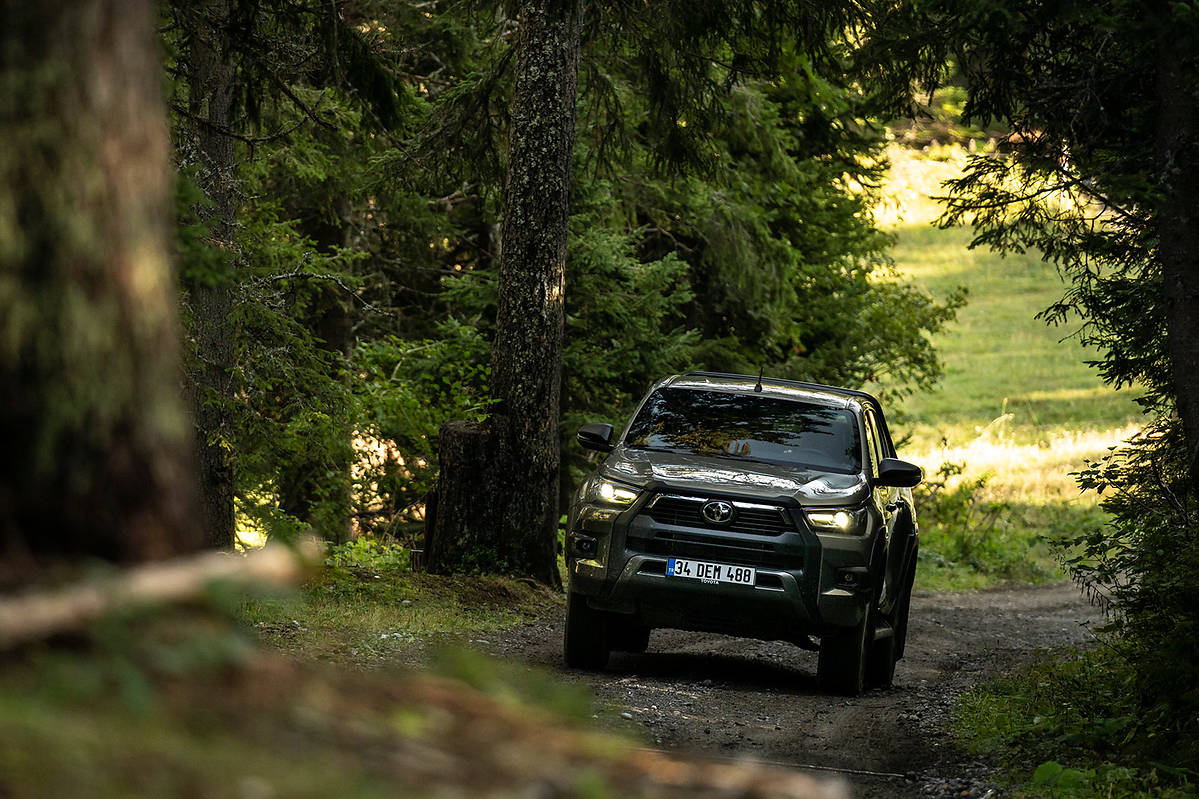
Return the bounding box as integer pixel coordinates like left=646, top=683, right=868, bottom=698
left=600, top=447, right=869, bottom=506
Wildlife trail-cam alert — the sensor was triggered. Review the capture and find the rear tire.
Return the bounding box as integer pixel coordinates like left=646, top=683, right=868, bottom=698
left=866, top=626, right=897, bottom=688
left=892, top=555, right=917, bottom=659
left=563, top=591, right=610, bottom=670
left=817, top=604, right=871, bottom=696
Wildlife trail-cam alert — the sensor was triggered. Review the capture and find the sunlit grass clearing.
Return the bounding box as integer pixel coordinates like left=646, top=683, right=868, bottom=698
left=906, top=424, right=1139, bottom=505
left=877, top=146, right=1142, bottom=460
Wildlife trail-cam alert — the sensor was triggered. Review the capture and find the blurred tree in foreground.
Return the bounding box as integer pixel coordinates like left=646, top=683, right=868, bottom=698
left=0, top=0, right=201, bottom=575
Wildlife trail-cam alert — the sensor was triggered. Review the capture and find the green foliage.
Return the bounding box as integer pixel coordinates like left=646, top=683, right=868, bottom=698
left=622, top=62, right=962, bottom=399
left=325, top=537, right=412, bottom=573
left=437, top=55, right=963, bottom=509
left=165, top=2, right=963, bottom=562
left=1056, top=419, right=1199, bottom=730
left=913, top=461, right=1061, bottom=589
left=559, top=178, right=703, bottom=490
left=219, top=165, right=364, bottom=541
left=915, top=462, right=1008, bottom=564
left=353, top=327, right=493, bottom=538
left=956, top=648, right=1199, bottom=797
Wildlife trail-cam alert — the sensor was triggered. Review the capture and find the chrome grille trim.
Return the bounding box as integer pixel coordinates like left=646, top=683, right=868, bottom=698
left=641, top=493, right=794, bottom=536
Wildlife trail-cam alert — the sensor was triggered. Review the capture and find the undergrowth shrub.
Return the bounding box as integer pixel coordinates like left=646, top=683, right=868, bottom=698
left=325, top=537, right=413, bottom=574
left=914, top=461, right=1055, bottom=585
left=956, top=647, right=1199, bottom=797
left=1056, top=419, right=1199, bottom=741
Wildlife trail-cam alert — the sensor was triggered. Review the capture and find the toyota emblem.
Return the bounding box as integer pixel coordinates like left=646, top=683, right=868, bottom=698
left=701, top=500, right=735, bottom=525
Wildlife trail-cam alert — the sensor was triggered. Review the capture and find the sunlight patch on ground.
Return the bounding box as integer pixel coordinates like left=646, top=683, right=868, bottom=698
left=1015, top=386, right=1114, bottom=403
left=877, top=145, right=968, bottom=229
left=907, top=424, right=1140, bottom=505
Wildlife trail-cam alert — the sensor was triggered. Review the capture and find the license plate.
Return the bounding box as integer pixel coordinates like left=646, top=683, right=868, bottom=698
left=666, top=557, right=756, bottom=586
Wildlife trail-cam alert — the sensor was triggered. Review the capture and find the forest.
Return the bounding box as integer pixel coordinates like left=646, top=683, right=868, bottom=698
left=1, top=0, right=1197, bottom=796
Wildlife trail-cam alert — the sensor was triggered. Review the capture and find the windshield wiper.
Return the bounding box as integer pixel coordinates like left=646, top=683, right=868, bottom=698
left=626, top=444, right=687, bottom=454
left=700, top=452, right=775, bottom=466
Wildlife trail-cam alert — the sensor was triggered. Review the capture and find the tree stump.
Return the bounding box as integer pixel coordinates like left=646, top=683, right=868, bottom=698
left=427, top=418, right=561, bottom=587
left=426, top=421, right=498, bottom=573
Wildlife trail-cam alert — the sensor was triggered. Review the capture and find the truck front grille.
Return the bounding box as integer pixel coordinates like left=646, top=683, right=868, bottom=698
left=642, top=494, right=793, bottom=536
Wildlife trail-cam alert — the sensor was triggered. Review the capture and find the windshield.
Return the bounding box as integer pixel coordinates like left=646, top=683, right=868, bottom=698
left=624, top=387, right=862, bottom=474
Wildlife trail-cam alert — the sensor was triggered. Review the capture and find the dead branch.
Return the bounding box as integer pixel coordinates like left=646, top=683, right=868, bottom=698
left=0, top=538, right=324, bottom=650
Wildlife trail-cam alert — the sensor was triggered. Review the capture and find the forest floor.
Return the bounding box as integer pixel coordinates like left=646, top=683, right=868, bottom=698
left=0, top=565, right=1108, bottom=799
left=387, top=580, right=1104, bottom=799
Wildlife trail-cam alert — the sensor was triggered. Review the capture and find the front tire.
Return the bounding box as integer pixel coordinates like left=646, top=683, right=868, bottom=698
left=564, top=591, right=610, bottom=670
left=817, top=604, right=871, bottom=696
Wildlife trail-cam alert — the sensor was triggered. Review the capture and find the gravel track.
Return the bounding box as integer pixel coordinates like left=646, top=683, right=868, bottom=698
left=484, top=581, right=1103, bottom=798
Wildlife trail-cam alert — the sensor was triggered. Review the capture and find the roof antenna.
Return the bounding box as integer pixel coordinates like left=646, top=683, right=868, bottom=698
left=754, top=365, right=764, bottom=392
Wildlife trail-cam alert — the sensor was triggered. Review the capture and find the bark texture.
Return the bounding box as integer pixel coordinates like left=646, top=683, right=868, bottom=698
left=0, top=0, right=202, bottom=572
left=278, top=200, right=355, bottom=542
left=182, top=0, right=238, bottom=548
left=1155, top=19, right=1199, bottom=497
left=428, top=0, right=582, bottom=586
left=425, top=421, right=497, bottom=570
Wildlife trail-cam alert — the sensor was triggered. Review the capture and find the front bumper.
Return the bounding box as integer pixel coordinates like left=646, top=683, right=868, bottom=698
left=567, top=486, right=877, bottom=639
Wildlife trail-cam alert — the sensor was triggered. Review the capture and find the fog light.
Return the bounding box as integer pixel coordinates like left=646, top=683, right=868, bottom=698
left=838, top=567, right=868, bottom=587
left=573, top=535, right=598, bottom=556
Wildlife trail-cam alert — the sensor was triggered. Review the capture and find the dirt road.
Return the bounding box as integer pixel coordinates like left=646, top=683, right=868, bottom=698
left=485, top=581, right=1103, bottom=798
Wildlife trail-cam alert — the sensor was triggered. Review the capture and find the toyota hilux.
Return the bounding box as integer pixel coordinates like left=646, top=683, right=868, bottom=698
left=563, top=371, right=922, bottom=696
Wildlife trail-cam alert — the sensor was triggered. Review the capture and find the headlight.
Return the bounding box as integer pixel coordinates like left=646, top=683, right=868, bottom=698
left=584, top=477, right=641, bottom=507
left=804, top=507, right=867, bottom=535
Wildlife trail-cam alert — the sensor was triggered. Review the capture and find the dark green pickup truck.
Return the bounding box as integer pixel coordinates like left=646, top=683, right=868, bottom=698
left=563, top=372, right=923, bottom=696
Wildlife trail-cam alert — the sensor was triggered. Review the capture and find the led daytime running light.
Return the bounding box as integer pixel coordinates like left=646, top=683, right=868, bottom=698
left=804, top=507, right=866, bottom=535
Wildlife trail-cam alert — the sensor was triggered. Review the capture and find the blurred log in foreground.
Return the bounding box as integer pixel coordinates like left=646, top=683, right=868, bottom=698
left=0, top=539, right=323, bottom=650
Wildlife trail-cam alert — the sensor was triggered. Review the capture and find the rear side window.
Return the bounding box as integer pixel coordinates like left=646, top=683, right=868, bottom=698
left=863, top=409, right=884, bottom=477
left=625, top=387, right=862, bottom=474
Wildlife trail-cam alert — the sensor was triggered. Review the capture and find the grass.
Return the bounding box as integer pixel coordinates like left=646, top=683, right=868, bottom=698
left=873, top=145, right=1144, bottom=590
left=879, top=145, right=1143, bottom=446
left=954, top=648, right=1199, bottom=797
left=240, top=552, right=561, bottom=665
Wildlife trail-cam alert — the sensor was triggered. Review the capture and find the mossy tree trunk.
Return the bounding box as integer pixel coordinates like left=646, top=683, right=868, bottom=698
left=1155, top=17, right=1199, bottom=498
left=0, top=0, right=202, bottom=574
left=277, top=198, right=355, bottom=543
left=180, top=0, right=238, bottom=549
left=428, top=0, right=582, bottom=586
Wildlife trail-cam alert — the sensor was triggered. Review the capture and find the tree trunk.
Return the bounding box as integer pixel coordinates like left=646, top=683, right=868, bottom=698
left=182, top=0, right=238, bottom=548
left=277, top=293, right=354, bottom=542
left=1155, top=16, right=1199, bottom=498
left=0, top=0, right=202, bottom=577
left=278, top=198, right=355, bottom=543
left=425, top=421, right=498, bottom=570
left=428, top=0, right=582, bottom=586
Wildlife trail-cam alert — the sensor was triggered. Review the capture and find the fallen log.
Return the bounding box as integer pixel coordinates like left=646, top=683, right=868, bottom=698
left=0, top=538, right=323, bottom=650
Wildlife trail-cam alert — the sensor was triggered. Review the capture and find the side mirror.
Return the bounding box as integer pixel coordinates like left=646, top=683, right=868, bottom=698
left=577, top=423, right=615, bottom=453
left=877, top=458, right=922, bottom=488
